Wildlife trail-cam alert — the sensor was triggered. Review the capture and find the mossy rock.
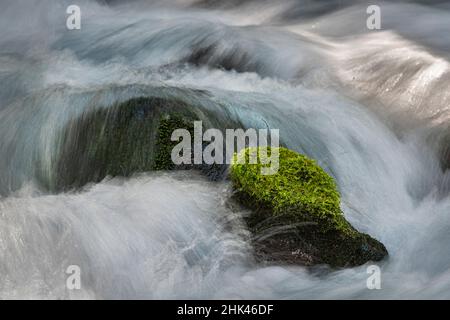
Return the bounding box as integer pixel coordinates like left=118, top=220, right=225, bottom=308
left=230, top=147, right=388, bottom=267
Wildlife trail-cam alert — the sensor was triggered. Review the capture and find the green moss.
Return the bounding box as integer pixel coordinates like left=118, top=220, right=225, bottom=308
left=153, top=113, right=194, bottom=171
left=230, top=147, right=354, bottom=235
left=230, top=147, right=388, bottom=267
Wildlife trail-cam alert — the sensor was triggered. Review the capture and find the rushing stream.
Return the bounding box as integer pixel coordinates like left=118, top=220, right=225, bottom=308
left=1, top=0, right=450, bottom=299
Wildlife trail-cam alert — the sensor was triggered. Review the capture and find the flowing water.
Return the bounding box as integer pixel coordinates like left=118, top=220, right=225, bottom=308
left=1, top=0, right=450, bottom=299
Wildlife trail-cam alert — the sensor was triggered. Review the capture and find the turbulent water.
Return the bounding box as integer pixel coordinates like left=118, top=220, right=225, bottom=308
left=1, top=0, right=450, bottom=299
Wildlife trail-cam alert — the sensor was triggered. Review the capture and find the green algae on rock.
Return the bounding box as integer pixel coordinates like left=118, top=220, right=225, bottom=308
left=230, top=147, right=388, bottom=267
left=153, top=113, right=195, bottom=171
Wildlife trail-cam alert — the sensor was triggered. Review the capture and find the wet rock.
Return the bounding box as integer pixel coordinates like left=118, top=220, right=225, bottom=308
left=230, top=147, right=388, bottom=267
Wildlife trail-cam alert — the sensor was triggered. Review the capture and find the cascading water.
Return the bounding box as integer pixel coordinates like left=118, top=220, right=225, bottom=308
left=1, top=0, right=450, bottom=299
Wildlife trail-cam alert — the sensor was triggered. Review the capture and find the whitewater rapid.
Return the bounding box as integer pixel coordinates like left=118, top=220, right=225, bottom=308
left=1, top=0, right=450, bottom=299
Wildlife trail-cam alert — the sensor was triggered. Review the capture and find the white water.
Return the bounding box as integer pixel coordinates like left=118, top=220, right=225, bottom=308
left=1, top=0, right=450, bottom=299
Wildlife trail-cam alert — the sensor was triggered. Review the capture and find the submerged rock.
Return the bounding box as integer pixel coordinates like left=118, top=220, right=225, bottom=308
left=51, top=95, right=233, bottom=191
left=52, top=97, right=199, bottom=191
left=230, top=147, right=388, bottom=267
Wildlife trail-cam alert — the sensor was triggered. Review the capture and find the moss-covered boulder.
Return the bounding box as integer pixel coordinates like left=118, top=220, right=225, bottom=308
left=230, top=147, right=388, bottom=267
